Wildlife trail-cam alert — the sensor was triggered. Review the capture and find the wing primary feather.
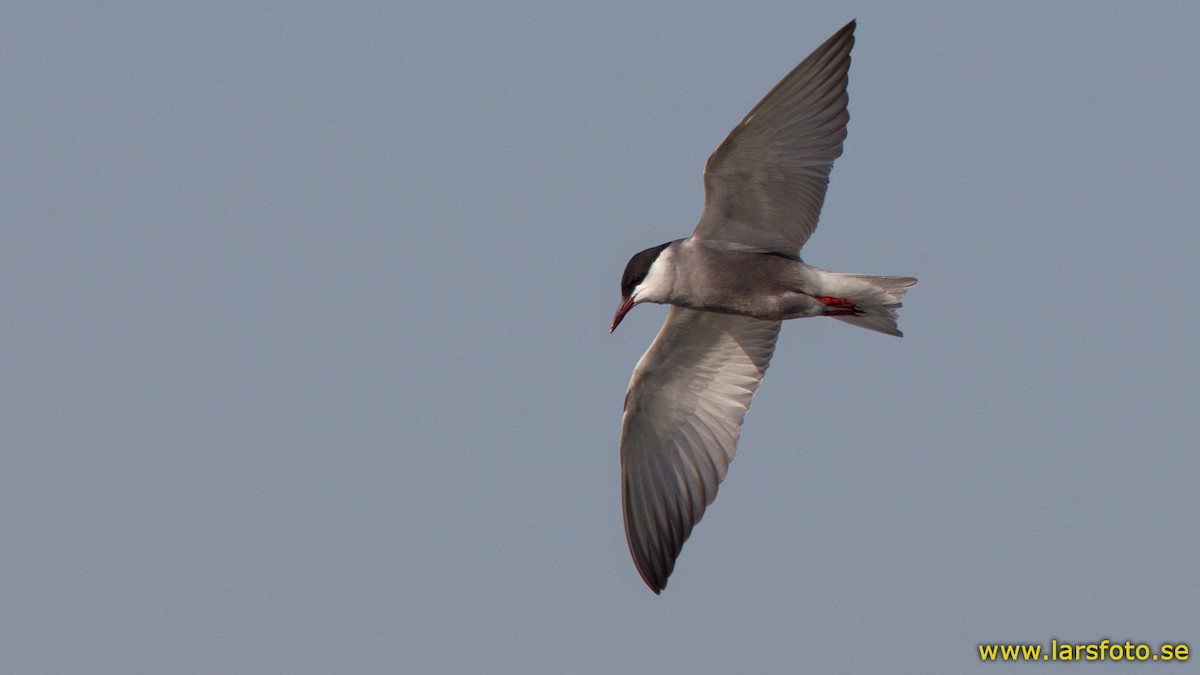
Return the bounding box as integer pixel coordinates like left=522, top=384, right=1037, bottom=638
left=619, top=309, right=781, bottom=592
left=692, top=20, right=855, bottom=255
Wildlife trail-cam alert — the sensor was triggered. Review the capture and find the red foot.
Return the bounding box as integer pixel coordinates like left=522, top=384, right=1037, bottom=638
left=814, top=295, right=859, bottom=317
left=814, top=296, right=856, bottom=310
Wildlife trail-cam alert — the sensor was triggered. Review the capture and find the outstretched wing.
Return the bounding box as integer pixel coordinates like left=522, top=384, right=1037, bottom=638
left=620, top=307, right=780, bottom=592
left=693, top=20, right=855, bottom=256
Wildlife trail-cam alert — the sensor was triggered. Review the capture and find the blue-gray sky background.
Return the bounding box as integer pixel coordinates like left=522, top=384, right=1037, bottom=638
left=3, top=2, right=1197, bottom=673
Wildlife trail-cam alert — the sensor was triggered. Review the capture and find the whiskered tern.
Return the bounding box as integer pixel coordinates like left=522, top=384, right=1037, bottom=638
left=611, top=20, right=916, bottom=593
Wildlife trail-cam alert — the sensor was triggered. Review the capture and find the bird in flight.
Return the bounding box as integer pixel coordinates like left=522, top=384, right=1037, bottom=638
left=611, top=20, right=915, bottom=594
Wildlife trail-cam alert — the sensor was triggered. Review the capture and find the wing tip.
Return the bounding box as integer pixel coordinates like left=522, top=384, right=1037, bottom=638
left=638, top=565, right=668, bottom=595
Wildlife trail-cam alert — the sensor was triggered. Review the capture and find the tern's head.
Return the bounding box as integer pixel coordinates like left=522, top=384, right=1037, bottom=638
left=611, top=242, right=673, bottom=332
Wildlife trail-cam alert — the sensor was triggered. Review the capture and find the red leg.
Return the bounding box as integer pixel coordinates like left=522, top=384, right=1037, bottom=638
left=814, top=296, right=857, bottom=310
left=813, top=295, right=860, bottom=316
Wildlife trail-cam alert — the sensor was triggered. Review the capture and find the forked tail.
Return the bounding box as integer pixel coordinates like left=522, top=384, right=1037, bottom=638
left=825, top=273, right=917, bottom=337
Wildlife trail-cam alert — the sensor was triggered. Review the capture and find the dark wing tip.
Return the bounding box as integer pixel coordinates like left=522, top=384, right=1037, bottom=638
left=626, top=504, right=679, bottom=594
left=630, top=535, right=675, bottom=594
left=636, top=560, right=668, bottom=594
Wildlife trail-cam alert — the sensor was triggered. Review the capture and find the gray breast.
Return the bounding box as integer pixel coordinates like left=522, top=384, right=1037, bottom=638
left=673, top=243, right=820, bottom=320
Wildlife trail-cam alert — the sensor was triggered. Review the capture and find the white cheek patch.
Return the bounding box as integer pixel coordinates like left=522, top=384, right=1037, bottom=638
left=634, top=246, right=674, bottom=302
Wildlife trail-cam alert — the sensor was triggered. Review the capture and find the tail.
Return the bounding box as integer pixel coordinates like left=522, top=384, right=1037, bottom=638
left=824, top=273, right=917, bottom=337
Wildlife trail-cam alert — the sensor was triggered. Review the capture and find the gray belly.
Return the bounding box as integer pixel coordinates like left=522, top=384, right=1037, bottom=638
left=673, top=248, right=825, bottom=320
left=685, top=290, right=826, bottom=321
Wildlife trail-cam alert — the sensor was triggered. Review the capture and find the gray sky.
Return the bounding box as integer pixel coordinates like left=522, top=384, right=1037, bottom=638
left=3, top=2, right=1198, bottom=673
